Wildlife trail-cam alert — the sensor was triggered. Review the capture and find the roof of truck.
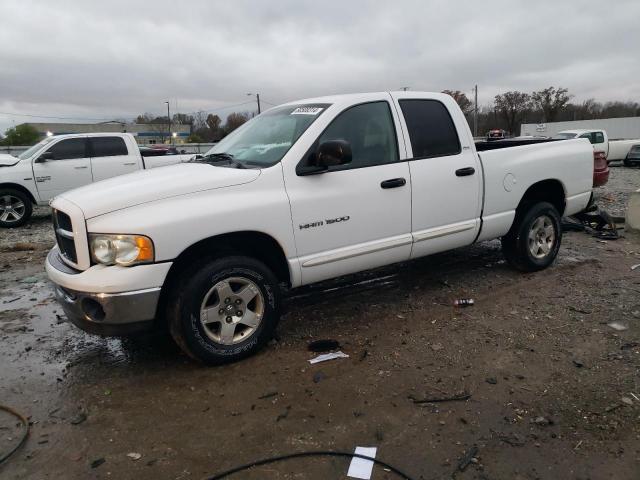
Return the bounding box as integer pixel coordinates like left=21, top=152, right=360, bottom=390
left=558, top=129, right=604, bottom=134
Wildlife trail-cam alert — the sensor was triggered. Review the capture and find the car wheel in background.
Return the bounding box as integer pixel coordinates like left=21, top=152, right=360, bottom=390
left=501, top=202, right=562, bottom=272
left=0, top=188, right=32, bottom=228
left=168, top=256, right=281, bottom=365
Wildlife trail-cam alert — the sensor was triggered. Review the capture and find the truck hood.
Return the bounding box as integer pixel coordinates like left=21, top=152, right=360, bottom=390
left=59, top=163, right=261, bottom=219
left=0, top=154, right=20, bottom=167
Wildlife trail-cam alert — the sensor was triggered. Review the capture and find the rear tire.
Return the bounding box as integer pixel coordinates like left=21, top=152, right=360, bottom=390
left=502, top=202, right=562, bottom=272
left=168, top=256, right=281, bottom=365
left=0, top=189, right=32, bottom=228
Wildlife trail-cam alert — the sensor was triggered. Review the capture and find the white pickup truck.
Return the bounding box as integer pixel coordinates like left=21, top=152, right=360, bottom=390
left=0, top=133, right=193, bottom=227
left=45, top=92, right=594, bottom=364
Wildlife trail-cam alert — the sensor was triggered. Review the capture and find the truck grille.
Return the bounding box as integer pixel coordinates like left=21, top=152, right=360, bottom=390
left=53, top=209, right=77, bottom=263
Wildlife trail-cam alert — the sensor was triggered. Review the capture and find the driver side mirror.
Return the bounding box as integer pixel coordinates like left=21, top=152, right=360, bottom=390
left=317, top=140, right=352, bottom=168
left=36, top=151, right=54, bottom=163
left=297, top=140, right=352, bottom=176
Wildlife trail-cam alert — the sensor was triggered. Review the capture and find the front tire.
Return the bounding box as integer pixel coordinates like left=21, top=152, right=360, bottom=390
left=168, top=256, right=281, bottom=365
left=0, top=189, right=32, bottom=228
left=502, top=202, right=562, bottom=272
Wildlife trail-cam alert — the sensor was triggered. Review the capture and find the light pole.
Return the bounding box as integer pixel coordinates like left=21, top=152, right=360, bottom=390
left=247, top=93, right=261, bottom=114
left=165, top=101, right=171, bottom=144
left=473, top=84, right=478, bottom=138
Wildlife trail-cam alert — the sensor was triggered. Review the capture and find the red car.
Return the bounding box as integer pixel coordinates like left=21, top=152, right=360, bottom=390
left=593, top=151, right=609, bottom=187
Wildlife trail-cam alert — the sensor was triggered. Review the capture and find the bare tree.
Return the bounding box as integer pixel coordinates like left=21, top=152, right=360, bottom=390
left=442, top=90, right=473, bottom=115
left=223, top=112, right=249, bottom=136
left=494, top=91, right=531, bottom=134
left=531, top=87, right=572, bottom=122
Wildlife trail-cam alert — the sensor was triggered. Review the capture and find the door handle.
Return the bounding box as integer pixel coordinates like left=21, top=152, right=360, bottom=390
left=123, top=162, right=136, bottom=166
left=455, top=167, right=475, bottom=177
left=74, top=166, right=88, bottom=169
left=380, top=178, right=406, bottom=189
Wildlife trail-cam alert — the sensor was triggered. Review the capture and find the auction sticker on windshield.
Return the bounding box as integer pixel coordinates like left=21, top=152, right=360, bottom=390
left=291, top=106, right=324, bottom=115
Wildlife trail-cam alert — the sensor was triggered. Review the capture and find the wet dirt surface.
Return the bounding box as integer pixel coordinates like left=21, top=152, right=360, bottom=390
left=1, top=168, right=639, bottom=479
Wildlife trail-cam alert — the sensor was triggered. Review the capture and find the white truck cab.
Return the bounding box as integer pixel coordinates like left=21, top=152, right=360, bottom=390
left=553, top=129, right=609, bottom=158
left=45, top=92, right=594, bottom=364
left=0, top=133, right=192, bottom=227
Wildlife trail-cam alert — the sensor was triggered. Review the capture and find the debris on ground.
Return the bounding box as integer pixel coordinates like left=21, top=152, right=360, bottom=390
left=90, top=458, right=105, bottom=469
left=499, top=433, right=526, bottom=447
left=69, top=413, right=87, bottom=425
left=313, top=371, right=326, bottom=383
left=258, top=391, right=278, bottom=400
left=453, top=299, right=474, bottom=307
left=486, top=377, right=497, bottom=385
left=126, top=452, right=142, bottom=461
left=631, top=263, right=640, bottom=271
left=347, top=446, right=377, bottom=480
left=308, top=339, right=341, bottom=352
left=563, top=207, right=622, bottom=240
left=456, top=445, right=479, bottom=473
left=409, top=392, right=471, bottom=404
left=607, top=321, right=629, bottom=331
left=308, top=351, right=349, bottom=364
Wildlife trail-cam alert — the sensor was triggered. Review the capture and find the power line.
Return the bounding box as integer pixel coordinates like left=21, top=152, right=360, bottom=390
left=0, top=99, right=259, bottom=124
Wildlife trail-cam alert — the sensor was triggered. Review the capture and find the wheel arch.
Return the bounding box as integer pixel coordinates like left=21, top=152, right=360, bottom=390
left=0, top=183, right=37, bottom=204
left=155, top=230, right=291, bottom=325
left=517, top=179, right=566, bottom=217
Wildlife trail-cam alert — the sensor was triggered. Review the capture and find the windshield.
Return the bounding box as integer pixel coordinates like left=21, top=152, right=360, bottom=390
left=552, top=132, right=577, bottom=140
left=201, top=104, right=330, bottom=168
left=18, top=136, right=56, bottom=160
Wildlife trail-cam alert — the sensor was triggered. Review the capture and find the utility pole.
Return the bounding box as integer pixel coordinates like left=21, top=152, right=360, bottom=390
left=165, top=101, right=171, bottom=144
left=247, top=93, right=261, bottom=114
left=473, top=85, right=478, bottom=138
left=400, top=86, right=409, bottom=91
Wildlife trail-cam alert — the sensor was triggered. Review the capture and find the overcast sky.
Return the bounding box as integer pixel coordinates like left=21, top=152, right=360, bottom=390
left=0, top=0, right=638, bottom=132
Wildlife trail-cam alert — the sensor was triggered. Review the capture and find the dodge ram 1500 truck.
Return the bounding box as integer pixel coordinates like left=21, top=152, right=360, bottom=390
left=45, top=92, right=594, bottom=364
left=0, top=133, right=193, bottom=227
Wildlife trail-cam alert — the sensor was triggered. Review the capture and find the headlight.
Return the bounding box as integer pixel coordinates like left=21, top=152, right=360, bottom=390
left=89, top=234, right=154, bottom=266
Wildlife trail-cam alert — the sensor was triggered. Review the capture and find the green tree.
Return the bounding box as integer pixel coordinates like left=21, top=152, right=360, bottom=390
left=531, top=87, right=572, bottom=122
left=187, top=133, right=203, bottom=143
left=0, top=124, right=40, bottom=146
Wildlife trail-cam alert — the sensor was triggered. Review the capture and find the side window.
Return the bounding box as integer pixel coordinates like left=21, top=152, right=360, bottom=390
left=579, top=133, right=594, bottom=144
left=399, top=99, right=461, bottom=159
left=91, top=137, right=128, bottom=157
left=593, top=132, right=605, bottom=144
left=47, top=138, right=87, bottom=160
left=317, top=101, right=399, bottom=169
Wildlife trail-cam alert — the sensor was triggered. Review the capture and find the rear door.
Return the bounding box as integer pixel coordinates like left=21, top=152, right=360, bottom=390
left=32, top=137, right=92, bottom=201
left=89, top=136, right=141, bottom=181
left=391, top=93, right=482, bottom=258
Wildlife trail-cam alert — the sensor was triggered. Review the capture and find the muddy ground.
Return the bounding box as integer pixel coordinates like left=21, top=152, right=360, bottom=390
left=1, top=166, right=639, bottom=480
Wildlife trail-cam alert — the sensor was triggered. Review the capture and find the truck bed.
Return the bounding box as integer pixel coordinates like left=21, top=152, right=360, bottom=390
left=475, top=138, right=559, bottom=151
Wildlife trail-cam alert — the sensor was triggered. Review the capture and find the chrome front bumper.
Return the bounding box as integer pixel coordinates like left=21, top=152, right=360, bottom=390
left=47, top=249, right=160, bottom=336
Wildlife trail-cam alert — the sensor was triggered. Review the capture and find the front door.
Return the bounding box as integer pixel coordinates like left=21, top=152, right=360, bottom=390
left=32, top=137, right=92, bottom=201
left=285, top=99, right=412, bottom=285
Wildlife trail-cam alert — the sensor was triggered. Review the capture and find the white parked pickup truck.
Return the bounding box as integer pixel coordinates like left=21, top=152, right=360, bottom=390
left=45, top=92, right=594, bottom=364
left=0, top=133, right=193, bottom=227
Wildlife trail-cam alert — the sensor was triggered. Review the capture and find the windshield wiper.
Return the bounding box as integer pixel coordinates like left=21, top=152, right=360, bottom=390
left=191, top=152, right=247, bottom=169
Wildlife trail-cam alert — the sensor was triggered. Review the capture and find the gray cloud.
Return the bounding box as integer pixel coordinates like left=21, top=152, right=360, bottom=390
left=1, top=0, right=639, bottom=132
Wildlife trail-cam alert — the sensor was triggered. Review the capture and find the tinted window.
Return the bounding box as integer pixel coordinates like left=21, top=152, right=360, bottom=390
left=316, top=101, right=398, bottom=170
left=399, top=99, right=461, bottom=158
left=91, top=137, right=128, bottom=157
left=47, top=138, right=86, bottom=160
left=593, top=132, right=605, bottom=144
